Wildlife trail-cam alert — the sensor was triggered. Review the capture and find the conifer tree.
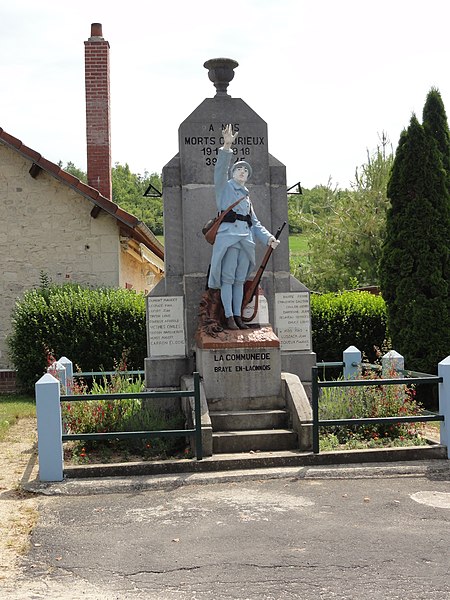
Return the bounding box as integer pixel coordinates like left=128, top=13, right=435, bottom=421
left=379, top=114, right=450, bottom=375
left=422, top=87, right=450, bottom=177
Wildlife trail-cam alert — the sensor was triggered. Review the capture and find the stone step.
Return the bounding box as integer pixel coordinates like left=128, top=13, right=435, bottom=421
left=210, top=409, right=288, bottom=431
left=207, top=395, right=286, bottom=412
left=213, top=429, right=298, bottom=454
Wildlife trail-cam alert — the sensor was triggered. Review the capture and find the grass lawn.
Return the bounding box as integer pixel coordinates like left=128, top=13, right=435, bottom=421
left=289, top=233, right=310, bottom=260
left=289, top=234, right=309, bottom=254
left=289, top=233, right=311, bottom=274
left=0, top=395, right=35, bottom=441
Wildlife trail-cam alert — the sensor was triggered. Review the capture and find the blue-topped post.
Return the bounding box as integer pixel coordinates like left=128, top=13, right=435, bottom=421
left=438, top=356, right=450, bottom=458
left=382, top=350, right=404, bottom=377
left=58, top=357, right=73, bottom=392
left=48, top=360, right=66, bottom=389
left=343, top=346, right=361, bottom=379
left=35, top=373, right=64, bottom=481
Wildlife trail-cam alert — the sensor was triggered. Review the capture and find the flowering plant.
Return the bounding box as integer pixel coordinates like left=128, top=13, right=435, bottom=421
left=57, top=351, right=185, bottom=462
left=319, top=365, right=424, bottom=449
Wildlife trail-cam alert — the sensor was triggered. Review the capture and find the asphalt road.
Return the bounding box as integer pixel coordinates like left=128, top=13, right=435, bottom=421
left=8, top=469, right=450, bottom=599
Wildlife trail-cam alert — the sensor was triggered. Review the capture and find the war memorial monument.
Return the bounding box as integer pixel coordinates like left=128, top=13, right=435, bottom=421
left=145, top=58, right=316, bottom=456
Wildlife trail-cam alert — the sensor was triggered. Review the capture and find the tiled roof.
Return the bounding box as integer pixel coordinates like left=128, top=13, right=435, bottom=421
left=0, top=127, right=164, bottom=261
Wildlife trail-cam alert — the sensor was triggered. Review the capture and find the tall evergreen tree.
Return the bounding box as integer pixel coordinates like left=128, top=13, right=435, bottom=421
left=422, top=87, right=450, bottom=177
left=379, top=114, right=450, bottom=375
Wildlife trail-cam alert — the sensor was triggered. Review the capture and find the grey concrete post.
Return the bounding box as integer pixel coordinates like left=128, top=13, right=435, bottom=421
left=35, top=373, right=64, bottom=481
left=438, top=356, right=450, bottom=458
left=343, top=346, right=361, bottom=379
left=382, top=350, right=404, bottom=377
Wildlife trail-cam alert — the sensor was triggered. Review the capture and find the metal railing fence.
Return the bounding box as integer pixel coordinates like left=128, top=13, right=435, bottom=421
left=61, top=371, right=203, bottom=460
left=312, top=363, right=444, bottom=454
left=36, top=370, right=203, bottom=481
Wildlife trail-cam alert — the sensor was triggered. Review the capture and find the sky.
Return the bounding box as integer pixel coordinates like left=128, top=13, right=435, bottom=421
left=1, top=0, right=449, bottom=190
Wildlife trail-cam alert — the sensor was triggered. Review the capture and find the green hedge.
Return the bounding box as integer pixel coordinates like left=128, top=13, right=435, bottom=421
left=8, top=284, right=146, bottom=393
left=311, top=291, right=387, bottom=364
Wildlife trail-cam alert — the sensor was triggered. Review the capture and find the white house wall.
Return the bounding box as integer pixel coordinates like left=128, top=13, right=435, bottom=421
left=0, top=144, right=121, bottom=369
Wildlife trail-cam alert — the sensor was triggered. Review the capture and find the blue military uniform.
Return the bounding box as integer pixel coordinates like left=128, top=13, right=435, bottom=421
left=208, top=148, right=272, bottom=318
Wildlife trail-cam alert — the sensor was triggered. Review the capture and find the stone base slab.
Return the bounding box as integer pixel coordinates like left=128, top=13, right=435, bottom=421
left=196, top=327, right=281, bottom=399
left=145, top=356, right=193, bottom=389
left=281, top=350, right=317, bottom=383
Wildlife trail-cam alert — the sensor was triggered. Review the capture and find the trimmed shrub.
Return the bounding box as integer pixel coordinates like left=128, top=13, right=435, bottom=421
left=8, top=284, right=146, bottom=392
left=311, top=291, right=387, bottom=363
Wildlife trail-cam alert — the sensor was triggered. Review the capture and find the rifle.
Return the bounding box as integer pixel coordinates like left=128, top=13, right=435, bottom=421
left=241, top=221, right=286, bottom=322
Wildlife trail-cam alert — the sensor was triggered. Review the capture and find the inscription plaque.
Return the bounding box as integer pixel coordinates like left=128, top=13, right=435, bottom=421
left=275, top=292, right=311, bottom=351
left=196, top=344, right=282, bottom=399
left=147, top=296, right=186, bottom=357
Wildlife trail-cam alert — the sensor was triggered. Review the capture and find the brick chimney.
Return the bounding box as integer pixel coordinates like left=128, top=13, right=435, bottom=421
left=84, top=23, right=112, bottom=200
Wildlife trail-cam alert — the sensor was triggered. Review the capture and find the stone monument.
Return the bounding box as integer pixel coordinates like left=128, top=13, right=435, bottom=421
left=145, top=58, right=316, bottom=456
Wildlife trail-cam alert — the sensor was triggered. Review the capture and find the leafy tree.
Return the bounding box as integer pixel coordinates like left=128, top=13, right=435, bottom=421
left=287, top=194, right=303, bottom=233
left=58, top=161, right=87, bottom=182
left=288, top=182, right=340, bottom=234
left=294, top=136, right=394, bottom=291
left=379, top=114, right=450, bottom=374
left=112, top=163, right=163, bottom=235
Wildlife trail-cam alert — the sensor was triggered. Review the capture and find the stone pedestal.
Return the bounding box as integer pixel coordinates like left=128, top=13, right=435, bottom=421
left=145, top=58, right=316, bottom=391
left=196, top=327, right=281, bottom=400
